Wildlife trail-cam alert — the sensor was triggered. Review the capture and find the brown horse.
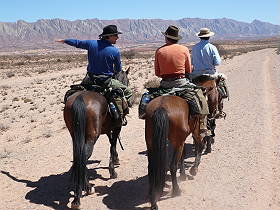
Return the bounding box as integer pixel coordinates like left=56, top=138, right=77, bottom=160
left=63, top=70, right=130, bottom=209
left=192, top=75, right=221, bottom=153
left=145, top=95, right=206, bottom=210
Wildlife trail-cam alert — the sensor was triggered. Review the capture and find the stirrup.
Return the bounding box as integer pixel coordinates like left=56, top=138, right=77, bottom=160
left=122, top=116, right=127, bottom=126
left=215, top=111, right=226, bottom=119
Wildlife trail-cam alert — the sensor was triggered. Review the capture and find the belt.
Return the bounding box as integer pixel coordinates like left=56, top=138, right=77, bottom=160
left=88, top=73, right=112, bottom=79
left=162, top=75, right=185, bottom=81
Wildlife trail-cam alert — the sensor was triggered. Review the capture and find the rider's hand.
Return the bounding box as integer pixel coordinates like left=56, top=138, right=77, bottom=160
left=55, top=39, right=65, bottom=43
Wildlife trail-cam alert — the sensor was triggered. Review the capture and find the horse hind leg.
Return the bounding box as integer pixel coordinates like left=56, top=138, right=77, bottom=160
left=205, top=118, right=216, bottom=153
left=108, top=127, right=121, bottom=179
left=71, top=188, right=82, bottom=209
left=111, top=128, right=121, bottom=165
left=190, top=137, right=204, bottom=176
left=178, top=145, right=187, bottom=181
left=170, top=150, right=182, bottom=197
left=84, top=141, right=96, bottom=195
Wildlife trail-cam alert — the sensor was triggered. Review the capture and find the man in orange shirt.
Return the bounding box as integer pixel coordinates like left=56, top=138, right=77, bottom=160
left=155, top=25, right=210, bottom=138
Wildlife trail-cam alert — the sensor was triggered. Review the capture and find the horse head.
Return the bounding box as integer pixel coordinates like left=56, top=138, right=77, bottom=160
left=114, top=67, right=130, bottom=86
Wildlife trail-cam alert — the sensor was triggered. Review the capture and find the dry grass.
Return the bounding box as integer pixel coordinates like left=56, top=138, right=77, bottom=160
left=0, top=149, right=11, bottom=159
left=212, top=37, right=280, bottom=59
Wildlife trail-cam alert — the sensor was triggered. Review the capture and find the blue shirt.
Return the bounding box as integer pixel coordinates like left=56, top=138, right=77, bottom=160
left=64, top=39, right=122, bottom=76
left=191, top=39, right=221, bottom=75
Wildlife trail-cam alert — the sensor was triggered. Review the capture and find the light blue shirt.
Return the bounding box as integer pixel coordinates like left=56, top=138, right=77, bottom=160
left=191, top=39, right=221, bottom=75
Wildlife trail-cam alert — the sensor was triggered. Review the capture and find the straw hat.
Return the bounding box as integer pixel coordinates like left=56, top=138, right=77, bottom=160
left=196, top=28, right=215, bottom=37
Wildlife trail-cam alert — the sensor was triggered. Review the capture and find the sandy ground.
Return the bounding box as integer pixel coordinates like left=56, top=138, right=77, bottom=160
left=0, top=48, right=279, bottom=210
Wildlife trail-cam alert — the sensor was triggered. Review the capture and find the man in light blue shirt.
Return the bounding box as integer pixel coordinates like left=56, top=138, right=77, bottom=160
left=191, top=28, right=221, bottom=75
left=191, top=28, right=228, bottom=120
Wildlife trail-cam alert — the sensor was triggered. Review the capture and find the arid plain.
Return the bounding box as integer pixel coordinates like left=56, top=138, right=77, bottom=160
left=0, top=40, right=280, bottom=210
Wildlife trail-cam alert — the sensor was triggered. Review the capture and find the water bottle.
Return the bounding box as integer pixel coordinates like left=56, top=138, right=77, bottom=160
left=142, top=92, right=151, bottom=104
left=109, top=102, right=120, bottom=120
left=139, top=92, right=151, bottom=119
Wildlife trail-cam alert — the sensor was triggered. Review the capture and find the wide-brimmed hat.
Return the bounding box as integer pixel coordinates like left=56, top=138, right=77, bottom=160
left=196, top=28, right=215, bottom=37
left=99, top=25, right=122, bottom=37
left=162, top=25, right=182, bottom=40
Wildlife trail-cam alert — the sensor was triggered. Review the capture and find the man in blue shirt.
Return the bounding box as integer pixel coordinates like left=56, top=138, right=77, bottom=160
left=56, top=25, right=133, bottom=124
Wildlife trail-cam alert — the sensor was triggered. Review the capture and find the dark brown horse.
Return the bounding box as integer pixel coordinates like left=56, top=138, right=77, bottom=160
left=192, top=75, right=221, bottom=153
left=63, top=70, right=130, bottom=209
left=145, top=95, right=206, bottom=210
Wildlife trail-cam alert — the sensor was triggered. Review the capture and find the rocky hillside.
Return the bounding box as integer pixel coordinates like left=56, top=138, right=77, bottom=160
left=0, top=18, right=279, bottom=51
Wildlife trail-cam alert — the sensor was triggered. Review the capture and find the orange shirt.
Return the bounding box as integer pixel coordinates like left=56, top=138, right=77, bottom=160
left=154, top=44, right=192, bottom=78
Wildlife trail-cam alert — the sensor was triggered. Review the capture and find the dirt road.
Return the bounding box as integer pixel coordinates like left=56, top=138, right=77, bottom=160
left=0, top=48, right=279, bottom=210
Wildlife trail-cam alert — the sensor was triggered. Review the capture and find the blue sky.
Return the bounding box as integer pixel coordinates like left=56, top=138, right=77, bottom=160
left=0, top=0, right=279, bottom=25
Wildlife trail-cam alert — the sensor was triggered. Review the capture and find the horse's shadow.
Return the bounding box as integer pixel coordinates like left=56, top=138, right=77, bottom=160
left=0, top=160, right=107, bottom=210
left=1, top=170, right=72, bottom=209
left=1, top=160, right=149, bottom=210
left=95, top=175, right=149, bottom=210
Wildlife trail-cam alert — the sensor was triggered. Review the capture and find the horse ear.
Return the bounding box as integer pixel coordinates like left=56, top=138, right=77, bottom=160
left=126, top=66, right=130, bottom=75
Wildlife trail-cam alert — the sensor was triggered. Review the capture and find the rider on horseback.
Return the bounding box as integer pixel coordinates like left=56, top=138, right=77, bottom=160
left=154, top=25, right=211, bottom=138
left=191, top=28, right=229, bottom=118
left=55, top=25, right=133, bottom=125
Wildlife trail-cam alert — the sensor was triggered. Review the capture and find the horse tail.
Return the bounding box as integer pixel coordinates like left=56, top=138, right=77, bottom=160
left=71, top=94, right=87, bottom=194
left=148, top=107, right=169, bottom=200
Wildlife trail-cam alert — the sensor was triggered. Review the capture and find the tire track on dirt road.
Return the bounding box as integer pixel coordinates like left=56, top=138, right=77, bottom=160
left=263, top=55, right=280, bottom=207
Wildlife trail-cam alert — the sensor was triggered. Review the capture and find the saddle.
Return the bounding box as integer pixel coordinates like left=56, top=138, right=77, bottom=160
left=191, top=74, right=229, bottom=119
left=64, top=83, right=129, bottom=125
left=191, top=73, right=229, bottom=99
left=138, top=86, right=203, bottom=119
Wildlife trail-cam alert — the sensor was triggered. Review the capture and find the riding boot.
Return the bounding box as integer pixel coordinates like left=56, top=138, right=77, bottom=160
left=199, top=115, right=211, bottom=138
left=121, top=114, right=127, bottom=126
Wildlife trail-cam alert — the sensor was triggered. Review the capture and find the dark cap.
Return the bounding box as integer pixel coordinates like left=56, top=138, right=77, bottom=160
left=162, top=25, right=182, bottom=40
left=99, top=25, right=122, bottom=37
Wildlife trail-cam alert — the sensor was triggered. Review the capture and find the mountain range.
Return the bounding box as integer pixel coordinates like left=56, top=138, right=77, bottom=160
left=0, top=18, right=279, bottom=51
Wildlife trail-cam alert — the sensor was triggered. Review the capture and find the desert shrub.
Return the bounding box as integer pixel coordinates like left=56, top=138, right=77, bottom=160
left=0, top=123, right=9, bottom=131
left=23, top=98, right=32, bottom=103
left=14, top=61, right=25, bottom=66
left=0, top=105, right=9, bottom=113
left=143, top=76, right=161, bottom=88
left=33, top=78, right=43, bottom=84
left=0, top=149, right=11, bottom=159
left=43, top=130, right=52, bottom=138
left=277, top=45, right=280, bottom=55
left=0, top=85, right=11, bottom=90
left=23, top=137, right=32, bottom=143
left=36, top=68, right=47, bottom=74
left=213, top=43, right=228, bottom=58
left=12, top=97, right=19, bottom=101
left=6, top=71, right=15, bottom=78
left=122, top=50, right=137, bottom=59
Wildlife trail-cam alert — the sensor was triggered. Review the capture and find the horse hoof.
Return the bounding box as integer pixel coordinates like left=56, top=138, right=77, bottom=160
left=86, top=186, right=95, bottom=195
left=110, top=172, right=118, bottom=179
left=205, top=147, right=212, bottom=154
left=172, top=188, right=181, bottom=197
left=190, top=167, right=198, bottom=176
left=71, top=203, right=81, bottom=210
left=151, top=204, right=158, bottom=210
left=113, top=158, right=120, bottom=165
left=179, top=174, right=187, bottom=181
